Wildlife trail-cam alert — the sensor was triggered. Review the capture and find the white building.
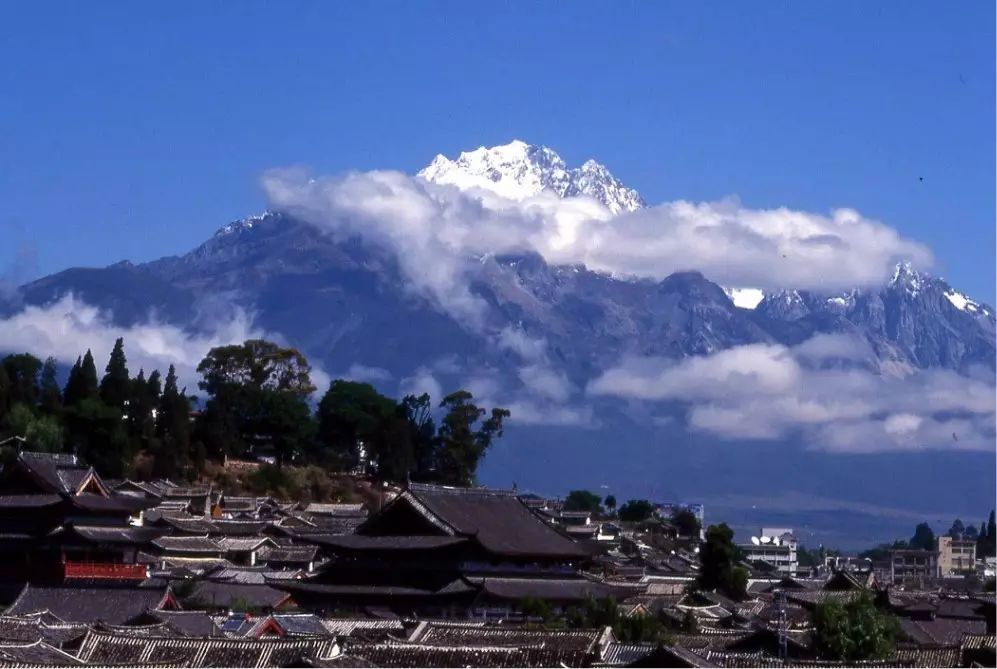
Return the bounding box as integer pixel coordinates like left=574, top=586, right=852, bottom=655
left=739, top=527, right=798, bottom=575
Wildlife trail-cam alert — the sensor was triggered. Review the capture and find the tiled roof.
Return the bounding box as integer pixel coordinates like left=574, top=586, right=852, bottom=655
left=0, top=639, right=85, bottom=666
left=76, top=629, right=337, bottom=668
left=961, top=633, right=997, bottom=650
left=598, top=641, right=656, bottom=666
left=190, top=582, right=291, bottom=610
left=341, top=640, right=594, bottom=668
left=4, top=584, right=172, bottom=625
left=148, top=611, right=224, bottom=638
left=307, top=535, right=467, bottom=552
left=0, top=616, right=89, bottom=646
left=305, top=503, right=366, bottom=517
left=210, top=520, right=267, bottom=536
left=377, top=483, right=588, bottom=559
left=318, top=619, right=405, bottom=637
left=259, top=545, right=318, bottom=564
left=899, top=617, right=987, bottom=645
left=216, top=537, right=272, bottom=552
left=472, top=576, right=640, bottom=602
left=408, top=622, right=611, bottom=654
left=65, top=524, right=165, bottom=545
left=153, top=536, right=222, bottom=554
left=0, top=494, right=62, bottom=508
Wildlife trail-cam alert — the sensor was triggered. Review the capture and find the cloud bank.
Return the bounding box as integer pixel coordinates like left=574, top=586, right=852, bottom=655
left=587, top=335, right=995, bottom=453
left=262, top=168, right=932, bottom=327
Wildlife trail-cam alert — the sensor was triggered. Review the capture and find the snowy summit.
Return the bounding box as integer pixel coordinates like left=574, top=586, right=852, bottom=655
left=418, top=140, right=646, bottom=214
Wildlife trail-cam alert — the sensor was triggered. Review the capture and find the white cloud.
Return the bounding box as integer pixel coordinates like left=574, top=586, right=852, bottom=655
left=587, top=335, right=995, bottom=453
left=0, top=294, right=329, bottom=399
left=398, top=367, right=443, bottom=401
left=262, top=168, right=933, bottom=328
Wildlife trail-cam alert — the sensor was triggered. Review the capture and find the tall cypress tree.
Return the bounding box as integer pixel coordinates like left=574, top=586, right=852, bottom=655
left=79, top=350, right=99, bottom=402
left=63, top=356, right=83, bottom=406
left=39, top=357, right=62, bottom=414
left=99, top=338, right=130, bottom=409
left=978, top=523, right=989, bottom=558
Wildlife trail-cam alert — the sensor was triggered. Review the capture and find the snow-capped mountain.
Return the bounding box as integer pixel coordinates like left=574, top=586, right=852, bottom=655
left=8, top=143, right=994, bottom=541
left=418, top=140, right=646, bottom=214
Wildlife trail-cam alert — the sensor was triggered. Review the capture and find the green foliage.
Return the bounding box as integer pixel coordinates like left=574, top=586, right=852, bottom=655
left=24, top=414, right=63, bottom=453
left=99, top=337, right=130, bottom=409
left=519, top=596, right=554, bottom=622
left=909, top=522, right=935, bottom=551
left=698, top=523, right=747, bottom=601
left=196, top=341, right=316, bottom=466
left=812, top=592, right=900, bottom=662
left=671, top=508, right=701, bottom=537
left=618, top=499, right=654, bottom=522
left=563, top=490, right=602, bottom=513
left=3, top=353, right=42, bottom=407
left=567, top=596, right=667, bottom=643
left=435, top=391, right=509, bottom=486
left=317, top=380, right=397, bottom=469
left=64, top=352, right=99, bottom=406
left=604, top=495, right=617, bottom=512
left=39, top=358, right=61, bottom=414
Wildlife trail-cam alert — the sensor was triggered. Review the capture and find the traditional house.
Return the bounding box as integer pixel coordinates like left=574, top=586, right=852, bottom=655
left=0, top=451, right=160, bottom=584
left=278, top=483, right=638, bottom=617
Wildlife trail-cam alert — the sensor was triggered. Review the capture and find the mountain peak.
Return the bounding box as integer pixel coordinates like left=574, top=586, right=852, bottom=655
left=418, top=140, right=645, bottom=214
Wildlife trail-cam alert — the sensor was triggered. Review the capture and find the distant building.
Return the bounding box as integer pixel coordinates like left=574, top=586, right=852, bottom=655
left=889, top=548, right=939, bottom=585
left=937, top=536, right=976, bottom=576
left=738, top=528, right=798, bottom=575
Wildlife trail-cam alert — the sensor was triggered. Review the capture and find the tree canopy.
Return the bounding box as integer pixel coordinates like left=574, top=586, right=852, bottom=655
left=812, top=592, right=900, bottom=661
left=563, top=490, right=602, bottom=513
left=618, top=499, right=654, bottom=522
left=698, top=523, right=748, bottom=601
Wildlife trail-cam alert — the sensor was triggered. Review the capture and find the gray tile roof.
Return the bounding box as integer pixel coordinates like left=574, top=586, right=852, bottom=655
left=4, top=584, right=172, bottom=625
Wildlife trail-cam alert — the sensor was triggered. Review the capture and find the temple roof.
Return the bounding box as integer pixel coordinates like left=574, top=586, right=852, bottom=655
left=305, top=535, right=468, bottom=553
left=363, top=483, right=587, bottom=559
left=5, top=584, right=174, bottom=625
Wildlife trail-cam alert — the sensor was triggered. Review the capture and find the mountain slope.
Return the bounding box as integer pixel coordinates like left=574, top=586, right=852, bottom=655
left=7, top=142, right=995, bottom=543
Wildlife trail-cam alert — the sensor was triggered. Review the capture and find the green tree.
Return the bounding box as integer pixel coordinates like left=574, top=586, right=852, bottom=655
left=403, top=393, right=437, bottom=481
left=671, top=508, right=701, bottom=537
left=435, top=390, right=509, bottom=486
left=196, top=340, right=315, bottom=464
left=698, top=523, right=748, bottom=600
left=99, top=338, right=131, bottom=409
left=25, top=414, right=63, bottom=453
left=154, top=365, right=193, bottom=478
left=39, top=357, right=62, bottom=414
left=3, top=353, right=43, bottom=407
left=618, top=499, right=655, bottom=522
left=910, top=522, right=935, bottom=551
left=65, top=351, right=99, bottom=406
left=563, top=490, right=602, bottom=513
left=604, top=495, right=617, bottom=513
left=813, top=591, right=900, bottom=661
left=316, top=380, right=396, bottom=469
left=978, top=522, right=990, bottom=559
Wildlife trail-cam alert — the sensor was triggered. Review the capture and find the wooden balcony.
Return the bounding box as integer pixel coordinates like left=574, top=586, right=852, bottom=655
left=63, top=561, right=148, bottom=580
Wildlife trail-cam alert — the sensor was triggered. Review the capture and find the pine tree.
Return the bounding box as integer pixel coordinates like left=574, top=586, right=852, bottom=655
left=39, top=358, right=62, bottom=414
left=99, top=338, right=130, bottom=409
left=63, top=356, right=83, bottom=406
left=79, top=350, right=99, bottom=401
left=156, top=365, right=191, bottom=478
left=978, top=523, right=989, bottom=559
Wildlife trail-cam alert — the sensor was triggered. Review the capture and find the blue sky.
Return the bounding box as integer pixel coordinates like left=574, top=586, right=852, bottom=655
left=2, top=2, right=994, bottom=301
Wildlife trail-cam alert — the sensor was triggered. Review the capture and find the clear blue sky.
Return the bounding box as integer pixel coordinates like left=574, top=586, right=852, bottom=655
left=2, top=2, right=994, bottom=300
